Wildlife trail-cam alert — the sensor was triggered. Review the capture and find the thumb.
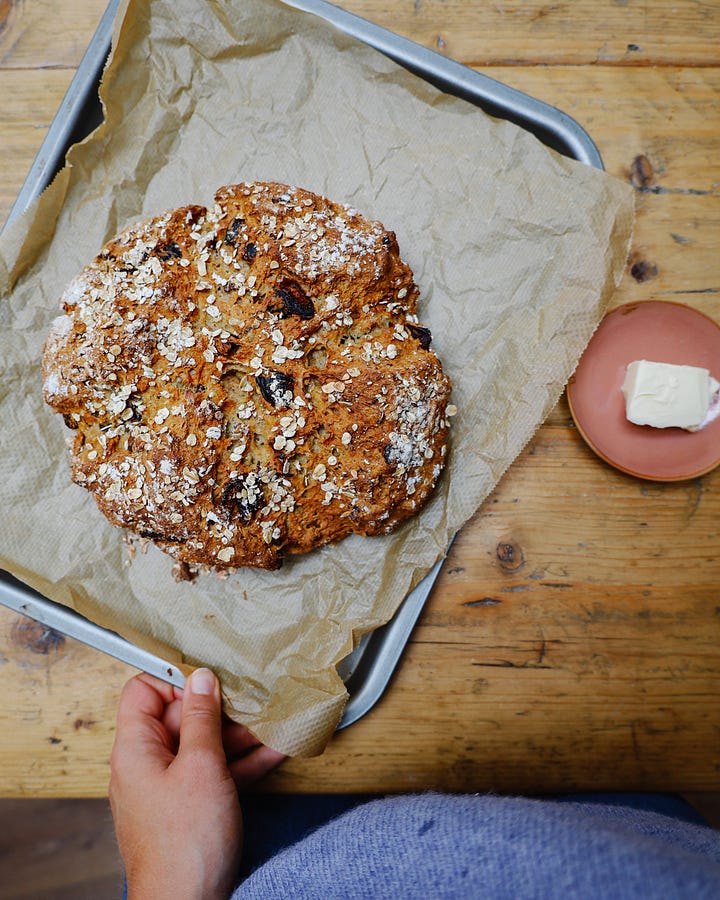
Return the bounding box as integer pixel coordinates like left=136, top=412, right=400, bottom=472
left=177, top=667, right=225, bottom=763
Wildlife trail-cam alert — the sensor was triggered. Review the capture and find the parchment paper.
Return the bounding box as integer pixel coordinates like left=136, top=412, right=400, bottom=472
left=0, top=0, right=633, bottom=756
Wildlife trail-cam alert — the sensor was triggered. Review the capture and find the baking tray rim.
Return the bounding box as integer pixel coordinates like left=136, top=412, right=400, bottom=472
left=0, top=0, right=603, bottom=731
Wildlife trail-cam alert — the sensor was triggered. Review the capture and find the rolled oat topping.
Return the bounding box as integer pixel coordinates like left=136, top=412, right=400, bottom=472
left=42, top=182, right=452, bottom=571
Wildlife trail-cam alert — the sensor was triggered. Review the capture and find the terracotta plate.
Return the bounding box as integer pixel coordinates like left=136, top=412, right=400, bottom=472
left=567, top=301, right=720, bottom=481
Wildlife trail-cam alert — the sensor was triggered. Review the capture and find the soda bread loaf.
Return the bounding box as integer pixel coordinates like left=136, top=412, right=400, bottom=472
left=43, top=182, right=453, bottom=571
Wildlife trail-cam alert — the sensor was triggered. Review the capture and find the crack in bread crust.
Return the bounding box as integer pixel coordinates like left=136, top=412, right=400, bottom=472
left=42, top=182, right=453, bottom=572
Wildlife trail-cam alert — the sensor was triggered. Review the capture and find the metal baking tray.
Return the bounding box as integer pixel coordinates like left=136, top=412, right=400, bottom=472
left=1, top=0, right=602, bottom=729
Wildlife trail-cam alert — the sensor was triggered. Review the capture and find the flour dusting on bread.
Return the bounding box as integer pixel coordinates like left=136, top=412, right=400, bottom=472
left=43, top=182, right=452, bottom=571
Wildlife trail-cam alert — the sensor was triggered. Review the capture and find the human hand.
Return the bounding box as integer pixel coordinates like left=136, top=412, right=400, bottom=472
left=109, top=669, right=285, bottom=900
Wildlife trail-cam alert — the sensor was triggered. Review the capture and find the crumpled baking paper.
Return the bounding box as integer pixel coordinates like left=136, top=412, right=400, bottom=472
left=0, top=0, right=633, bottom=755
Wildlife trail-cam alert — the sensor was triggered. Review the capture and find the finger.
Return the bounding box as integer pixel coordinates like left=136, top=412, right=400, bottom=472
left=112, top=674, right=176, bottom=775
left=117, top=673, right=166, bottom=723
left=137, top=672, right=179, bottom=704
left=114, top=673, right=175, bottom=743
left=161, top=697, right=183, bottom=750
left=222, top=719, right=264, bottom=759
left=176, top=668, right=226, bottom=764
left=229, top=745, right=286, bottom=790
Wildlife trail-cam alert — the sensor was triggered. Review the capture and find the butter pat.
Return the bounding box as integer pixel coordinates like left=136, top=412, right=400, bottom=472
left=621, top=360, right=720, bottom=431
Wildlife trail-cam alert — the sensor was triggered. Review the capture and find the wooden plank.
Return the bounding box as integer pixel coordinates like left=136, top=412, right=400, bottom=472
left=2, top=0, right=718, bottom=70
left=3, top=0, right=717, bottom=70
left=0, top=609, right=131, bottom=798
left=0, top=70, right=76, bottom=223
left=446, top=425, right=720, bottom=587
left=482, top=65, right=720, bottom=187
left=0, top=0, right=106, bottom=69
left=341, top=0, right=720, bottom=66
left=275, top=657, right=719, bottom=795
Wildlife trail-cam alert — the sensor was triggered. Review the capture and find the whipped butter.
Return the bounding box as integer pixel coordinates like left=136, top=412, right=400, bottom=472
left=621, top=360, right=720, bottom=431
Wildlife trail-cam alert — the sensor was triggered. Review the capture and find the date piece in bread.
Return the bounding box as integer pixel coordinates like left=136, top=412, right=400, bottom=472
left=42, top=182, right=453, bottom=571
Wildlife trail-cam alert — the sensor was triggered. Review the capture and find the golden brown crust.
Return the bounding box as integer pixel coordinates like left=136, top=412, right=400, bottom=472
left=42, top=182, right=452, bottom=571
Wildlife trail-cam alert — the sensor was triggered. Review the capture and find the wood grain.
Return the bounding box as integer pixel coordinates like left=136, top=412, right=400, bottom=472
left=341, top=0, right=720, bottom=67
left=0, top=611, right=132, bottom=797
left=0, top=0, right=105, bottom=68
left=0, top=70, right=76, bottom=220
left=0, top=0, right=718, bottom=797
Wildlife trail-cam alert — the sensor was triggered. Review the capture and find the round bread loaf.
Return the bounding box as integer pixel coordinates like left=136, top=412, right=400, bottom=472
left=43, top=182, right=452, bottom=571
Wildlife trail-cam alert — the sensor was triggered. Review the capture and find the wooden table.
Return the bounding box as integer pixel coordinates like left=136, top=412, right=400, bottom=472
left=1, top=0, right=718, bottom=798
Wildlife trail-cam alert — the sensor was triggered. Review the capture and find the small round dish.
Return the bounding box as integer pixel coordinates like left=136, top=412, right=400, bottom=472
left=567, top=301, right=720, bottom=482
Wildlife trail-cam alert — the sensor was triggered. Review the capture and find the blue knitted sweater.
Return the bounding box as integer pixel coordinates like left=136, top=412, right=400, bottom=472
left=233, top=792, right=720, bottom=899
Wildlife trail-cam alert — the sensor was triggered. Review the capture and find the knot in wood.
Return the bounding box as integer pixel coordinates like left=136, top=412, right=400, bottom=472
left=496, top=539, right=524, bottom=571
left=10, top=617, right=66, bottom=657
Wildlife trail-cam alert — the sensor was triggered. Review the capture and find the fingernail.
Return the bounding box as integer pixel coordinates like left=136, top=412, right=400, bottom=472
left=189, top=667, right=216, bottom=695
